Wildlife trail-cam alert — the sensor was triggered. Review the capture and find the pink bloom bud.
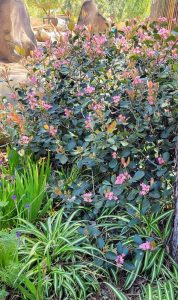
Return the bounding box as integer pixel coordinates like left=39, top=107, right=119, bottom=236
left=83, top=192, right=93, bottom=203
left=84, top=86, right=95, bottom=94
left=112, top=152, right=117, bottom=159
left=139, top=183, right=150, bottom=196
left=139, top=241, right=153, bottom=251
left=157, top=156, right=165, bottom=165
left=115, top=254, right=125, bottom=267
left=113, top=95, right=121, bottom=104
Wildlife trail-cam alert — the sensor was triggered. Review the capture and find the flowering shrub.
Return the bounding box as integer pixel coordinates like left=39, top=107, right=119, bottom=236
left=1, top=18, right=178, bottom=287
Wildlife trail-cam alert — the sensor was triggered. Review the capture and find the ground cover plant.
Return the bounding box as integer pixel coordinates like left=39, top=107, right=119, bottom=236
left=0, top=16, right=178, bottom=299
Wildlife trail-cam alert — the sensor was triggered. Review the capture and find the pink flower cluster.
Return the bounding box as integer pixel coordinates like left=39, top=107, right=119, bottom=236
left=29, top=76, right=38, bottom=85
left=112, top=152, right=117, bottom=159
left=53, top=47, right=67, bottom=58
left=157, top=156, right=165, bottom=165
left=91, top=102, right=105, bottom=111
left=64, top=108, right=72, bottom=118
left=115, top=254, right=126, bottom=267
left=115, top=172, right=131, bottom=185
left=118, top=114, right=127, bottom=123
left=77, top=91, right=84, bottom=97
left=116, top=36, right=129, bottom=52
left=139, top=241, right=153, bottom=251
left=84, top=34, right=107, bottom=57
left=133, top=76, right=142, bottom=86
left=84, top=86, right=95, bottom=94
left=83, top=192, right=92, bottom=203
left=139, top=183, right=150, bottom=196
left=146, top=49, right=155, bottom=58
left=49, top=125, right=57, bottom=137
left=158, top=17, right=167, bottom=23
left=85, top=116, right=93, bottom=130
left=20, top=135, right=30, bottom=145
left=33, top=48, right=44, bottom=60
left=132, top=47, right=142, bottom=54
left=104, top=191, right=118, bottom=201
left=27, top=91, right=38, bottom=110
left=112, top=95, right=121, bottom=104
left=158, top=28, right=169, bottom=39
left=41, top=101, right=52, bottom=110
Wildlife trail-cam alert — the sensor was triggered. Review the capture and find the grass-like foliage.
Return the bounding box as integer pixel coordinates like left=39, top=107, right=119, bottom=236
left=17, top=208, right=102, bottom=299
left=0, top=149, right=51, bottom=228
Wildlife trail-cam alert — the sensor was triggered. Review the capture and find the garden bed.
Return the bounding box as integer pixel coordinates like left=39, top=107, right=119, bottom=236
left=0, top=17, right=178, bottom=300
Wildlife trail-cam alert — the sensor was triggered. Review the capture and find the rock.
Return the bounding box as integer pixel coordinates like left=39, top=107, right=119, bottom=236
left=0, top=0, right=37, bottom=62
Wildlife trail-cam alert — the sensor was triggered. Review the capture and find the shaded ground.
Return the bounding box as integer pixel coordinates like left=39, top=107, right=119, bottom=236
left=0, top=60, right=27, bottom=98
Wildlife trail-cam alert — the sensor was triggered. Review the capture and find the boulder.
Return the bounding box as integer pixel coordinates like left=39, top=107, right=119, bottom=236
left=0, top=0, right=37, bottom=62
left=77, top=0, right=109, bottom=33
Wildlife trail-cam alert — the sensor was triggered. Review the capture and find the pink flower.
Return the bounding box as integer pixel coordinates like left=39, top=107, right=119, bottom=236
left=84, top=86, right=95, bottom=94
left=112, top=152, right=117, bottom=159
left=53, top=61, right=61, bottom=69
left=133, top=76, right=142, bottom=85
left=139, top=183, right=150, bottom=196
left=74, top=24, right=85, bottom=32
left=91, top=102, right=105, bottom=111
left=158, top=28, right=169, bottom=39
left=85, top=116, right=93, bottom=130
left=49, top=125, right=57, bottom=137
left=113, top=95, right=121, bottom=104
left=77, top=91, right=84, bottom=97
left=45, top=39, right=52, bottom=48
left=64, top=108, right=72, bottom=118
left=157, top=156, right=165, bottom=165
left=158, top=17, right=167, bottom=23
left=20, top=135, right=30, bottom=145
left=139, top=241, right=153, bottom=251
left=27, top=91, right=38, bottom=110
left=33, top=48, right=44, bottom=60
left=132, top=47, right=141, bottom=54
left=29, top=77, right=38, bottom=85
left=115, top=254, right=125, bottom=267
left=41, top=101, right=52, bottom=110
left=83, top=192, right=92, bottom=203
left=105, top=191, right=118, bottom=201
left=118, top=114, right=127, bottom=123
left=146, top=50, right=155, bottom=58
left=115, top=172, right=131, bottom=185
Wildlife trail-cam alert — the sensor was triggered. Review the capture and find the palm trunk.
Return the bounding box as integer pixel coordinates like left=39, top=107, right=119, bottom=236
left=172, top=141, right=178, bottom=262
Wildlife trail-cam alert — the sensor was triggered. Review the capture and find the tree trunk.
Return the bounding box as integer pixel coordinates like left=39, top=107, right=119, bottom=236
left=172, top=141, right=178, bottom=262
left=150, top=0, right=167, bottom=19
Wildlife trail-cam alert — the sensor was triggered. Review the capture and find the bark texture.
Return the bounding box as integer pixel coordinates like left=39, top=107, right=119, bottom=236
left=0, top=0, right=36, bottom=62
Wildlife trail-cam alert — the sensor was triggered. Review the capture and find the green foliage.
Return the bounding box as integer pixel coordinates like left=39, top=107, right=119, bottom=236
left=0, top=232, right=19, bottom=287
left=17, top=209, right=101, bottom=299
left=0, top=150, right=51, bottom=228
left=25, top=0, right=151, bottom=21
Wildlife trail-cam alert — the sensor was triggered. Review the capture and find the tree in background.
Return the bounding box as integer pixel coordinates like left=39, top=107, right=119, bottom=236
left=26, top=0, right=151, bottom=21
left=25, top=0, right=61, bottom=16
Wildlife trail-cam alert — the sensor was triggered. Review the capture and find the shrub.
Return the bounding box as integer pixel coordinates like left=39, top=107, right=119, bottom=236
left=1, top=17, right=178, bottom=289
